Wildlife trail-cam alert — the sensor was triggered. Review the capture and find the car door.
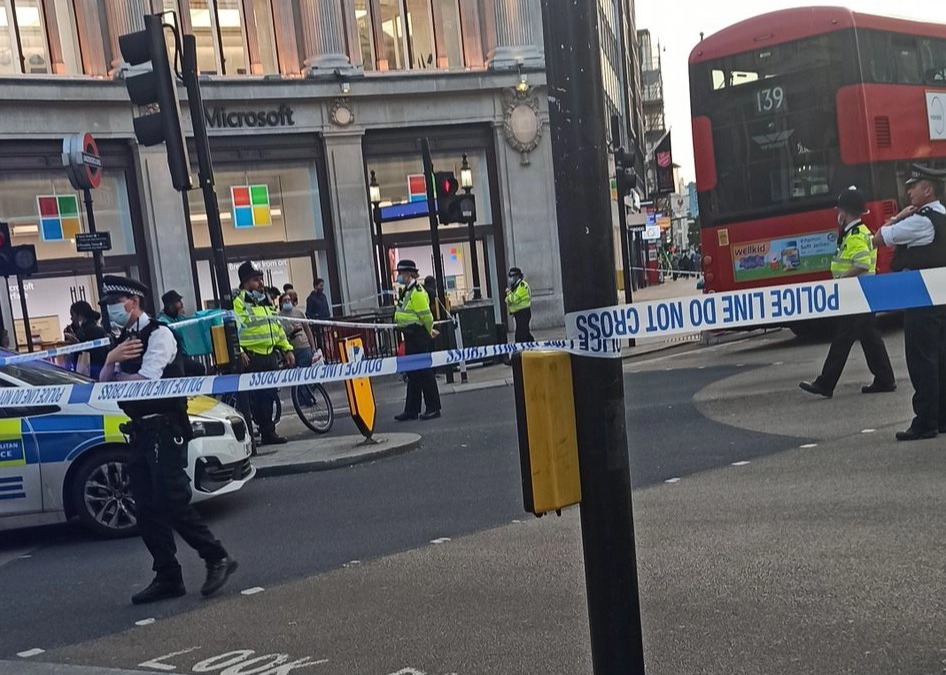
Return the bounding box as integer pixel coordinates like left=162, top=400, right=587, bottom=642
left=0, top=406, right=43, bottom=516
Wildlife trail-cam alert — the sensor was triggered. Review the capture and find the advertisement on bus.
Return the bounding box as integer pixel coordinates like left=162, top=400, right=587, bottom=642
left=732, top=231, right=836, bottom=283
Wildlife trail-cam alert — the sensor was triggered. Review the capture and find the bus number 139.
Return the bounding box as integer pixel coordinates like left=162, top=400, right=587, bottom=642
left=756, top=86, right=786, bottom=114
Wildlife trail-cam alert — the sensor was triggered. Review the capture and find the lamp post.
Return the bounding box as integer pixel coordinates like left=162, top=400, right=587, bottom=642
left=459, top=154, right=481, bottom=300
left=369, top=170, right=391, bottom=305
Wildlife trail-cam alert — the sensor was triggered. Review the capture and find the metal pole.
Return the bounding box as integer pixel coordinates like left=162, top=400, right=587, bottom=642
left=465, top=191, right=481, bottom=299
left=610, top=116, right=634, bottom=306
left=16, top=275, right=33, bottom=353
left=421, top=138, right=454, bottom=383
left=539, top=0, right=646, bottom=672
left=373, top=205, right=392, bottom=306
left=82, top=187, right=110, bottom=333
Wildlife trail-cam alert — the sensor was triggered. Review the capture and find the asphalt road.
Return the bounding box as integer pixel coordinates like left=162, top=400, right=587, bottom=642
left=0, top=337, right=806, bottom=660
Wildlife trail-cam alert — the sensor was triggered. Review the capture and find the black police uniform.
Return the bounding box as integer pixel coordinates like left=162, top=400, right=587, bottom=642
left=118, top=318, right=230, bottom=589
left=891, top=204, right=946, bottom=437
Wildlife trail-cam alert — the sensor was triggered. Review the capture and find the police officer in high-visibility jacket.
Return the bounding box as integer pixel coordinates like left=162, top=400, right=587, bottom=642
left=505, top=267, right=534, bottom=343
left=800, top=188, right=896, bottom=399
left=394, top=260, right=441, bottom=421
left=99, top=275, right=236, bottom=605
left=234, top=260, right=294, bottom=445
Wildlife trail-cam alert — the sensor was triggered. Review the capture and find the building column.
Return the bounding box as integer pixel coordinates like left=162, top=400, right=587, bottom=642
left=488, top=0, right=543, bottom=70
left=104, top=0, right=148, bottom=75
left=322, top=130, right=378, bottom=312
left=299, top=0, right=358, bottom=75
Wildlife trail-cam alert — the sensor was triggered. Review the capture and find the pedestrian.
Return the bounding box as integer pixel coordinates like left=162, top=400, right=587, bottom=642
left=63, top=300, right=109, bottom=379
left=234, top=261, right=295, bottom=445
left=799, top=187, right=896, bottom=398
left=98, top=275, right=236, bottom=604
left=872, top=164, right=946, bottom=441
left=279, top=291, right=318, bottom=367
left=505, top=267, right=534, bottom=343
left=157, top=290, right=206, bottom=377
left=157, top=290, right=185, bottom=325
left=394, top=260, right=441, bottom=421
left=283, top=283, right=294, bottom=294
left=305, top=278, right=331, bottom=321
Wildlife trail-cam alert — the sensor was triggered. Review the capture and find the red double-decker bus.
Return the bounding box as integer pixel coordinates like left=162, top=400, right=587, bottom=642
left=690, top=7, right=946, bottom=299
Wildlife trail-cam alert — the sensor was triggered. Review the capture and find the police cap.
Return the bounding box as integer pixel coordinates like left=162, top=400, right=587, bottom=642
left=238, top=260, right=264, bottom=284
left=396, top=259, right=418, bottom=273
left=102, top=275, right=150, bottom=302
left=837, top=187, right=868, bottom=215
left=905, top=163, right=946, bottom=186
left=509, top=267, right=523, bottom=277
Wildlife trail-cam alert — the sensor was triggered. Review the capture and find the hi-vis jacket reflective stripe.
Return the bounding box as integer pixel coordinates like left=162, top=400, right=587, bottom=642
left=505, top=280, right=532, bottom=314
left=394, top=282, right=434, bottom=335
left=831, top=222, right=877, bottom=278
left=233, top=290, right=293, bottom=355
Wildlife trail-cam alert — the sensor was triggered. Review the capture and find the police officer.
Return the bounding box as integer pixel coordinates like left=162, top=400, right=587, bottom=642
left=233, top=261, right=294, bottom=445
left=394, top=260, right=441, bottom=421
left=799, top=187, right=896, bottom=398
left=99, top=276, right=236, bottom=604
left=505, top=267, right=534, bottom=343
left=873, top=164, right=946, bottom=440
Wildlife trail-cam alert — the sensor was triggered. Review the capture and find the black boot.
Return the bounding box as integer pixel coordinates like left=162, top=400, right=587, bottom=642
left=131, top=576, right=186, bottom=605
left=201, top=557, right=238, bottom=597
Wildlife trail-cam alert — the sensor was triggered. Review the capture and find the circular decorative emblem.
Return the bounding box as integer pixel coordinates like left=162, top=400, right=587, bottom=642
left=331, top=99, right=354, bottom=127
left=502, top=88, right=543, bottom=164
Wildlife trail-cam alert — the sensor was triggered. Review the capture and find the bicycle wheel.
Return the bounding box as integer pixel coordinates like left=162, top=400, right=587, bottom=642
left=292, top=383, right=334, bottom=434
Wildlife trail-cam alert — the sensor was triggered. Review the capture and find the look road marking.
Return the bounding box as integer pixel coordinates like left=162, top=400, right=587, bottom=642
left=17, top=648, right=45, bottom=658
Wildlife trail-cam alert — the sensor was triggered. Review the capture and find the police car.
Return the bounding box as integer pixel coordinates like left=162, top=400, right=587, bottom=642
left=0, top=353, right=254, bottom=538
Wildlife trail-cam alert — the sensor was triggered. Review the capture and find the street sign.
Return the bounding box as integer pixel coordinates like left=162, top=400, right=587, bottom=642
left=642, top=225, right=662, bottom=241
left=62, top=133, right=102, bottom=190
left=339, top=336, right=376, bottom=439
left=75, top=231, right=112, bottom=253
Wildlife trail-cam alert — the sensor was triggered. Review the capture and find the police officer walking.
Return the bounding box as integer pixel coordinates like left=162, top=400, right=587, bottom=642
left=505, top=267, right=534, bottom=343
left=873, top=164, right=946, bottom=440
left=99, top=275, right=236, bottom=605
left=233, top=261, right=294, bottom=445
left=394, top=260, right=441, bottom=421
left=799, top=187, right=896, bottom=398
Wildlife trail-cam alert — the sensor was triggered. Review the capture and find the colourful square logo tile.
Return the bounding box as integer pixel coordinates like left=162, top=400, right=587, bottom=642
left=230, top=185, right=271, bottom=228
left=36, top=194, right=81, bottom=241
left=408, top=174, right=427, bottom=203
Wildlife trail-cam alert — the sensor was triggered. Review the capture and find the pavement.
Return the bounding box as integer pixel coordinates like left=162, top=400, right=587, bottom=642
left=251, top=433, right=422, bottom=477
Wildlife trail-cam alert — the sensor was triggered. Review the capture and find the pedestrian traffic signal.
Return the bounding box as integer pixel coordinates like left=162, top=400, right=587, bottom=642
left=614, top=148, right=638, bottom=197
left=119, top=14, right=191, bottom=191
left=0, top=222, right=38, bottom=278
left=435, top=171, right=476, bottom=225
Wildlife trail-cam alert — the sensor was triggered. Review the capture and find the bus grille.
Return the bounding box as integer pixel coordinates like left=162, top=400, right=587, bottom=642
left=874, top=116, right=891, bottom=148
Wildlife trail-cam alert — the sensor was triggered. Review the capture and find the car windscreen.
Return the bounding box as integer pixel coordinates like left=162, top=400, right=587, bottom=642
left=0, top=354, right=95, bottom=386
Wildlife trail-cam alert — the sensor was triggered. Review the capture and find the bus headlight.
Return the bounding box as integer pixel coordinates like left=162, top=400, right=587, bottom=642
left=702, top=255, right=713, bottom=269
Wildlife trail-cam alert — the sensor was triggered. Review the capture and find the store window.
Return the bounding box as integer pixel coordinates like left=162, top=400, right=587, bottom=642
left=165, top=0, right=249, bottom=75
left=0, top=0, right=77, bottom=74
left=355, top=0, right=467, bottom=71
left=251, top=0, right=277, bottom=73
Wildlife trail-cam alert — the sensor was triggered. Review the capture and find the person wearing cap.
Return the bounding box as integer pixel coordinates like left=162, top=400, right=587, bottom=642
left=98, top=275, right=236, bottom=605
left=505, top=267, right=534, bottom=343
left=234, top=261, right=294, bottom=445
left=873, top=164, right=946, bottom=441
left=158, top=289, right=186, bottom=325
left=393, top=259, right=441, bottom=421
left=800, top=188, right=896, bottom=399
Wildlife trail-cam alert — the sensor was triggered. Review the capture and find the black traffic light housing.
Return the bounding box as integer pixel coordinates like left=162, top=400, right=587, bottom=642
left=435, top=171, right=477, bottom=225
left=119, top=14, right=191, bottom=191
left=0, top=222, right=38, bottom=278
left=614, top=147, right=638, bottom=197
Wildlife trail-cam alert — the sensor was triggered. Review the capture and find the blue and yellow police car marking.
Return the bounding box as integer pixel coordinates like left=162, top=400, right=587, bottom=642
left=0, top=419, right=26, bottom=468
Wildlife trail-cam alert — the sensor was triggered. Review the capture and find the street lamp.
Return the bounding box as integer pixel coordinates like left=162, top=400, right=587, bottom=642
left=368, top=170, right=391, bottom=305
left=459, top=154, right=481, bottom=299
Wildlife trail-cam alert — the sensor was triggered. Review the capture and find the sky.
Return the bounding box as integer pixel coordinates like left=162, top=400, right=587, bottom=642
left=633, top=0, right=946, bottom=183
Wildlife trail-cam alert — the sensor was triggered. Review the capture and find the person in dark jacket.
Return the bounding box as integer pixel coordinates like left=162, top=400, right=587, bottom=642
left=305, top=278, right=331, bottom=320
left=64, top=300, right=109, bottom=380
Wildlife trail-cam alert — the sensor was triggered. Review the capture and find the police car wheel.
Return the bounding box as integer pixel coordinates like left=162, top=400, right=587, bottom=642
left=68, top=448, right=139, bottom=539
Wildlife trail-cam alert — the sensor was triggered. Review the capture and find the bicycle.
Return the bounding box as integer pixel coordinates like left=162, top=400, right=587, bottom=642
left=219, top=354, right=334, bottom=436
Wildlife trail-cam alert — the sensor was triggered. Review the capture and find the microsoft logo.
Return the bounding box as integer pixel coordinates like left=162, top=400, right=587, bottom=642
left=37, top=194, right=81, bottom=241
left=231, top=185, right=272, bottom=228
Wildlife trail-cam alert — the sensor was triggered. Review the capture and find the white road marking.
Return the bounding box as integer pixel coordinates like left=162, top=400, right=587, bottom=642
left=19, top=554, right=31, bottom=559
left=135, top=618, right=156, bottom=626
left=773, top=361, right=784, bottom=366
left=139, top=646, right=201, bottom=671
left=731, top=461, right=751, bottom=467
left=17, top=649, right=45, bottom=658
left=800, top=443, right=818, bottom=449
left=665, top=478, right=681, bottom=484
left=241, top=587, right=265, bottom=595
left=698, top=366, right=707, bottom=370
left=861, top=429, right=876, bottom=434
left=342, top=561, right=361, bottom=568
left=511, top=519, right=522, bottom=523
left=430, top=538, right=451, bottom=545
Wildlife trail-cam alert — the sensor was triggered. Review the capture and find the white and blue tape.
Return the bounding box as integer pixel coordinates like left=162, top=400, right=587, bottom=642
left=565, top=269, right=946, bottom=342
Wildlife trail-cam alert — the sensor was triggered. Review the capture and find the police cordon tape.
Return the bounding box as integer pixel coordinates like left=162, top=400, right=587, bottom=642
left=0, top=339, right=621, bottom=408
left=565, top=268, right=946, bottom=343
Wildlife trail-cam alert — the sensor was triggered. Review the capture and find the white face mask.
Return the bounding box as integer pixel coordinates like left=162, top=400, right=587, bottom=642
left=107, top=301, right=131, bottom=328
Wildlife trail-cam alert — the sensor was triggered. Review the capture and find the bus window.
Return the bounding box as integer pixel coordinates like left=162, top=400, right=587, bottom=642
left=920, top=38, right=946, bottom=84
left=891, top=36, right=921, bottom=84
left=864, top=31, right=892, bottom=83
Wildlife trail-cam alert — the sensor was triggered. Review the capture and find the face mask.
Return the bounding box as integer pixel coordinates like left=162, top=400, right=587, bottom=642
left=396, top=275, right=406, bottom=285
left=282, top=302, right=294, bottom=312
left=107, top=302, right=131, bottom=328
left=508, top=276, right=518, bottom=285
left=248, top=290, right=266, bottom=302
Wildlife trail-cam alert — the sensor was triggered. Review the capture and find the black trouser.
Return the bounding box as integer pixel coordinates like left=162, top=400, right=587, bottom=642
left=127, top=415, right=226, bottom=581
left=245, top=350, right=280, bottom=437
left=402, top=326, right=441, bottom=416
left=513, top=307, right=534, bottom=343
left=813, top=313, right=895, bottom=393
left=903, top=306, right=946, bottom=432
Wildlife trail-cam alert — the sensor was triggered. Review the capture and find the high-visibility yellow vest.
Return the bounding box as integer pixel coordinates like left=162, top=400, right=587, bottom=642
left=831, top=222, right=876, bottom=278
left=505, top=280, right=532, bottom=314
left=233, top=290, right=293, bottom=355
left=394, top=283, right=434, bottom=335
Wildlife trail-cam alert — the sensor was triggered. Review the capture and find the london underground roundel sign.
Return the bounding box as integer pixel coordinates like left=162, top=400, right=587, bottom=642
left=63, top=133, right=103, bottom=190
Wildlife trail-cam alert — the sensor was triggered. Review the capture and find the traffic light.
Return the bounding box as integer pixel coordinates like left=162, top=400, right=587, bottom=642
left=435, top=171, right=477, bottom=224
left=119, top=14, right=191, bottom=191
left=0, top=222, right=38, bottom=278
left=614, top=147, right=638, bottom=197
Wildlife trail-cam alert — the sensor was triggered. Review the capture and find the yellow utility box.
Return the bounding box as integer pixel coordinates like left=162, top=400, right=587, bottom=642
left=512, top=350, right=581, bottom=516
left=211, top=324, right=229, bottom=366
